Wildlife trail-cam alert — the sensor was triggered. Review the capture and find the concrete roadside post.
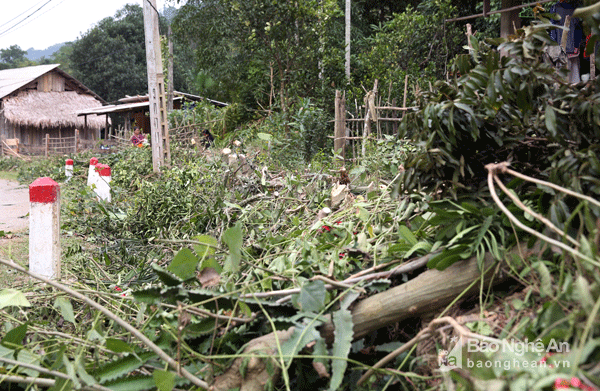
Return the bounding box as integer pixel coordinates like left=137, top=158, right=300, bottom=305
left=65, top=159, right=74, bottom=182
left=29, top=177, right=61, bottom=279
left=87, top=157, right=99, bottom=187
left=95, top=163, right=112, bottom=202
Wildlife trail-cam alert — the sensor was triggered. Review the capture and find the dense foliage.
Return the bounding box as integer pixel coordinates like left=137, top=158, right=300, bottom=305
left=353, top=0, right=464, bottom=105
left=399, top=16, right=600, bottom=201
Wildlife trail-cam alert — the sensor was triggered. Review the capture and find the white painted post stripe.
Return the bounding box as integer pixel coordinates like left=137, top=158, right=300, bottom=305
left=29, top=177, right=61, bottom=280
left=95, top=163, right=112, bottom=202
left=87, top=157, right=99, bottom=187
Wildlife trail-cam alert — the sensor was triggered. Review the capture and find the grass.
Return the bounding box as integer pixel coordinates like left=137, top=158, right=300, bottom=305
left=0, top=233, right=29, bottom=289
left=0, top=170, right=18, bottom=181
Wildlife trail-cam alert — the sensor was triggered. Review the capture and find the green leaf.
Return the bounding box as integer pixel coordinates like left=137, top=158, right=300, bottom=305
left=454, top=101, right=475, bottom=117
left=473, top=216, right=493, bottom=251
left=192, top=234, right=218, bottom=260
left=222, top=223, right=243, bottom=272
left=296, top=280, right=326, bottom=313
left=545, top=105, right=557, bottom=137
left=48, top=378, right=73, bottom=391
left=329, top=308, right=353, bottom=391
left=398, top=225, right=418, bottom=246
left=63, top=354, right=80, bottom=389
left=167, top=248, right=199, bottom=281
left=105, top=339, right=134, bottom=353
left=75, top=355, right=98, bottom=386
left=132, top=287, right=164, bottom=304
left=152, top=264, right=183, bottom=287
left=404, top=241, right=432, bottom=259
left=257, top=132, right=272, bottom=141
left=280, top=324, right=321, bottom=366
left=153, top=369, right=175, bottom=391
left=533, top=261, right=553, bottom=298
left=0, top=344, right=40, bottom=377
left=0, top=289, right=31, bottom=309
left=182, top=318, right=217, bottom=337
left=102, top=375, right=156, bottom=391
left=447, top=225, right=480, bottom=246
left=54, top=297, right=76, bottom=324
left=94, top=352, right=155, bottom=384
left=427, top=245, right=471, bottom=270
left=1, top=323, right=27, bottom=348
left=574, top=275, right=594, bottom=313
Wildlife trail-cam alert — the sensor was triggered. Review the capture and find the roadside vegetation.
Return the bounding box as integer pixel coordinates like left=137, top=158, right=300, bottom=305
left=1, top=2, right=600, bottom=391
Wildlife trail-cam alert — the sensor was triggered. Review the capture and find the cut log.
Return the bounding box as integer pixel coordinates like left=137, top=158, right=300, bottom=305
left=210, top=328, right=295, bottom=391
left=321, top=251, right=507, bottom=343
left=331, top=183, right=349, bottom=209
left=209, top=244, right=541, bottom=390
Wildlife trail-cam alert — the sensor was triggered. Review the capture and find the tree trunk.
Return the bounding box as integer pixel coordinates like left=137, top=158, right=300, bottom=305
left=210, top=244, right=542, bottom=390
left=500, top=0, right=521, bottom=38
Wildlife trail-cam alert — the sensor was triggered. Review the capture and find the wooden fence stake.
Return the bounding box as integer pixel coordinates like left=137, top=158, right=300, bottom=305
left=402, top=75, right=408, bottom=119
left=45, top=134, right=49, bottom=158
left=334, top=90, right=347, bottom=164
left=29, top=177, right=61, bottom=279
left=362, top=80, right=378, bottom=159
left=74, top=129, right=79, bottom=153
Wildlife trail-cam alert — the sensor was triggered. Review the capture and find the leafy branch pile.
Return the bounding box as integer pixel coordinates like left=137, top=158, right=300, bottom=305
left=1, top=11, right=600, bottom=391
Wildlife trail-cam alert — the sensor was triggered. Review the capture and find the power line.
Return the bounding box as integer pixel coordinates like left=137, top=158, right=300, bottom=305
left=0, top=0, right=70, bottom=49
left=0, top=0, right=54, bottom=39
left=0, top=0, right=47, bottom=30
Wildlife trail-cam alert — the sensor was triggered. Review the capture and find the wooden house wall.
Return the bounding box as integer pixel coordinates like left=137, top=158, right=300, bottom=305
left=0, top=109, right=18, bottom=141
left=37, top=72, right=65, bottom=92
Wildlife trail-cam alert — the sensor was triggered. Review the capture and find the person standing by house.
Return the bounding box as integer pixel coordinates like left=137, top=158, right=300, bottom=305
left=130, top=126, right=146, bottom=146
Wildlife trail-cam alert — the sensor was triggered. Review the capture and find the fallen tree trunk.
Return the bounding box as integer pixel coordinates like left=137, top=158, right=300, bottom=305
left=321, top=251, right=505, bottom=343
left=210, top=246, right=537, bottom=391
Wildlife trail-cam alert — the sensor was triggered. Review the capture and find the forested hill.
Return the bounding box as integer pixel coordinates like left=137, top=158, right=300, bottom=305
left=25, top=42, right=65, bottom=61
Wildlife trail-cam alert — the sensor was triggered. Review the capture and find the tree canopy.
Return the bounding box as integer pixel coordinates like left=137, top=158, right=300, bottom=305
left=0, top=45, right=29, bottom=69
left=68, top=4, right=190, bottom=102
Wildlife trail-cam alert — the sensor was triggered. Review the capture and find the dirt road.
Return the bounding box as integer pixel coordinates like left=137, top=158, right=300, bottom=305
left=0, top=179, right=29, bottom=233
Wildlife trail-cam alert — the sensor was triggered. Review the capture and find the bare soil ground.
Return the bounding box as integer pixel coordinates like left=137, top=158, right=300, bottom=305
left=0, top=178, right=30, bottom=288
left=0, top=178, right=29, bottom=233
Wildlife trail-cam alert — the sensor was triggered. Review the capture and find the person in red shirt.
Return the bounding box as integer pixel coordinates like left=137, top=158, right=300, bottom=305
left=130, top=127, right=146, bottom=146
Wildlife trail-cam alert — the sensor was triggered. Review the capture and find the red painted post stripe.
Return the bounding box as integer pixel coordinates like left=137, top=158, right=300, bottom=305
left=66, top=159, right=74, bottom=165
left=29, top=177, right=60, bottom=203
left=90, top=157, right=99, bottom=165
left=95, top=163, right=111, bottom=177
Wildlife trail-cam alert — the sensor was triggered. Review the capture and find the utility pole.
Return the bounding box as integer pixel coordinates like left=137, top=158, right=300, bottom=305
left=143, top=0, right=170, bottom=173
left=345, top=0, right=351, bottom=80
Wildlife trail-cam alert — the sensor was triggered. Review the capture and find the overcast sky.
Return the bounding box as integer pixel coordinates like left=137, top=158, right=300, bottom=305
left=0, top=0, right=177, bottom=52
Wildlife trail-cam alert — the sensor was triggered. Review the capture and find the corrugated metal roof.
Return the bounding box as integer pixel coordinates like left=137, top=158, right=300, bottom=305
left=0, top=64, right=61, bottom=99
left=77, top=100, right=151, bottom=115
left=77, top=92, right=228, bottom=116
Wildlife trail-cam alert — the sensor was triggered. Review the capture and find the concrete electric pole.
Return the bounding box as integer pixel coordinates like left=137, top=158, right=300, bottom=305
left=143, top=0, right=170, bottom=173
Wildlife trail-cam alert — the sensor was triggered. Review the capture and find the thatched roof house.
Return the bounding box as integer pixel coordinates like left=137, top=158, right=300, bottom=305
left=0, top=64, right=107, bottom=154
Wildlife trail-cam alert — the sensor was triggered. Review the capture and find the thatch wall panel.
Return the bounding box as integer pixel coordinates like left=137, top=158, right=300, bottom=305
left=3, top=91, right=105, bottom=130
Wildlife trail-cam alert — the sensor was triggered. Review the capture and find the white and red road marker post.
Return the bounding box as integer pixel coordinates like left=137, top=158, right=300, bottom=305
left=95, top=163, right=112, bottom=202
left=65, top=159, right=74, bottom=181
left=87, top=157, right=99, bottom=187
left=29, top=177, right=61, bottom=280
